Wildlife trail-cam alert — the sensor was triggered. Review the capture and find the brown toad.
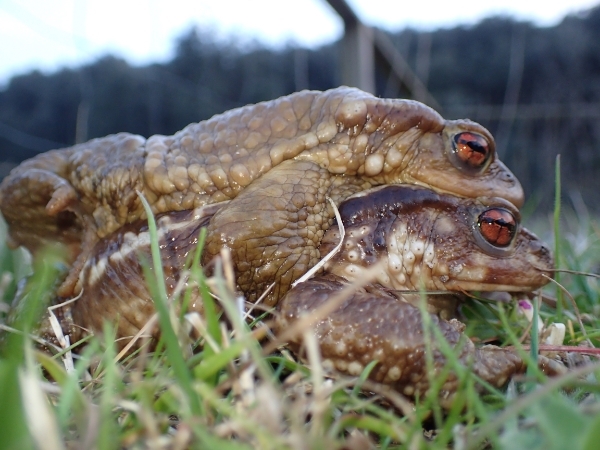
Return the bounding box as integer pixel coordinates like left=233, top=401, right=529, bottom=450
left=278, top=185, right=558, bottom=406
left=0, top=87, right=523, bottom=302
left=48, top=185, right=556, bottom=405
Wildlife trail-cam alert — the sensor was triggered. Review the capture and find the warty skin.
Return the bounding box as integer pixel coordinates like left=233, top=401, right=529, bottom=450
left=277, top=185, right=559, bottom=407
left=37, top=185, right=557, bottom=407
left=0, top=87, right=523, bottom=302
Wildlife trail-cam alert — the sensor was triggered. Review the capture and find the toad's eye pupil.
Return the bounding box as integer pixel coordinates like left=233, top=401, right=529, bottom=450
left=478, top=208, right=516, bottom=247
left=454, top=132, right=489, bottom=167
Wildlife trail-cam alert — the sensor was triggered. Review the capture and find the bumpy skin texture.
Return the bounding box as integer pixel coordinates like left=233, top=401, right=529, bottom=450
left=319, top=185, right=552, bottom=292
left=277, top=274, right=562, bottom=408
left=62, top=187, right=552, bottom=364
left=0, top=87, right=523, bottom=300
left=62, top=204, right=222, bottom=343
left=275, top=185, right=558, bottom=405
left=1, top=88, right=537, bottom=402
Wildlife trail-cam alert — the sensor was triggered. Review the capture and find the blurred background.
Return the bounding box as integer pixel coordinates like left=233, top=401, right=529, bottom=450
left=1, top=0, right=599, bottom=213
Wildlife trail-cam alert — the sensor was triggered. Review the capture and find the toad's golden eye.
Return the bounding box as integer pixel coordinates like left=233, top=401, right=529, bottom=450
left=453, top=132, right=491, bottom=169
left=478, top=208, right=516, bottom=247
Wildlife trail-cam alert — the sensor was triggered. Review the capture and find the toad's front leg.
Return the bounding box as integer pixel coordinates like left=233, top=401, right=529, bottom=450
left=277, top=274, right=564, bottom=408
left=202, top=160, right=369, bottom=305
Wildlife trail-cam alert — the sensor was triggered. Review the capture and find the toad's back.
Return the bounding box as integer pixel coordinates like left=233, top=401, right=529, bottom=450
left=0, top=87, right=522, bottom=255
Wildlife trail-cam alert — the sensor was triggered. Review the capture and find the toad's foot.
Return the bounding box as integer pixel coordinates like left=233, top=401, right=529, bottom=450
left=277, top=274, right=566, bottom=408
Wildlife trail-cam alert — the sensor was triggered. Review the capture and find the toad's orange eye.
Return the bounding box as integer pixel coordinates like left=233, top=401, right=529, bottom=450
left=478, top=208, right=516, bottom=247
left=453, top=132, right=490, bottom=168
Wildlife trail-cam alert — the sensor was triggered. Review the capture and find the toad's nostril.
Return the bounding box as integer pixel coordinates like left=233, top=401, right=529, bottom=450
left=502, top=172, right=515, bottom=182
left=531, top=240, right=551, bottom=259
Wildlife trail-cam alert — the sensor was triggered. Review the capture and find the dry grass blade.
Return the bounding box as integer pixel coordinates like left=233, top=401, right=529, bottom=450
left=244, top=282, right=275, bottom=321
left=114, top=313, right=158, bottom=363
left=303, top=328, right=326, bottom=438
left=292, top=196, right=344, bottom=288
left=358, top=379, right=417, bottom=421
left=1, top=175, right=599, bottom=449
left=263, top=262, right=387, bottom=356
left=20, top=348, right=64, bottom=450
left=514, top=345, right=600, bottom=355
left=545, top=268, right=600, bottom=279
left=46, top=295, right=83, bottom=373
left=0, top=324, right=62, bottom=353
left=185, top=311, right=222, bottom=352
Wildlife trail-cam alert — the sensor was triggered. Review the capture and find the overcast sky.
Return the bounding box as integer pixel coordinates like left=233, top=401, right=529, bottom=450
left=1, top=0, right=598, bottom=84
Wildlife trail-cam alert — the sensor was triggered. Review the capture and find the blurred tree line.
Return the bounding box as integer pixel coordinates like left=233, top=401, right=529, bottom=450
left=1, top=6, right=599, bottom=212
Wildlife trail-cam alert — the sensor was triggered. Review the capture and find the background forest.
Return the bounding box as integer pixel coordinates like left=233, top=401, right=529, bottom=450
left=1, top=5, right=599, bottom=212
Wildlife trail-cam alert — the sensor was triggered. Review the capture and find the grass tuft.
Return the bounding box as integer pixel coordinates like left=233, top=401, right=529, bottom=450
left=0, top=189, right=599, bottom=448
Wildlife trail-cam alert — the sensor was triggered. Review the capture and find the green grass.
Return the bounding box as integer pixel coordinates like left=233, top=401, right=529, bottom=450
left=1, top=189, right=600, bottom=449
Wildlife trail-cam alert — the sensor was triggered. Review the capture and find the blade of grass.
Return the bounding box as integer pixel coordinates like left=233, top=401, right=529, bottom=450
left=335, top=414, right=408, bottom=443
left=56, top=339, right=101, bottom=425
left=0, top=359, right=34, bottom=448
left=211, top=257, right=274, bottom=386
left=554, top=154, right=563, bottom=318
left=417, top=289, right=444, bottom=428
left=137, top=194, right=240, bottom=447
left=2, top=246, right=66, bottom=362
left=466, top=361, right=600, bottom=449
left=526, top=294, right=540, bottom=388
left=137, top=192, right=202, bottom=417
left=97, top=324, right=120, bottom=450
left=21, top=343, right=64, bottom=450
left=189, top=226, right=224, bottom=386
left=191, top=339, right=248, bottom=381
